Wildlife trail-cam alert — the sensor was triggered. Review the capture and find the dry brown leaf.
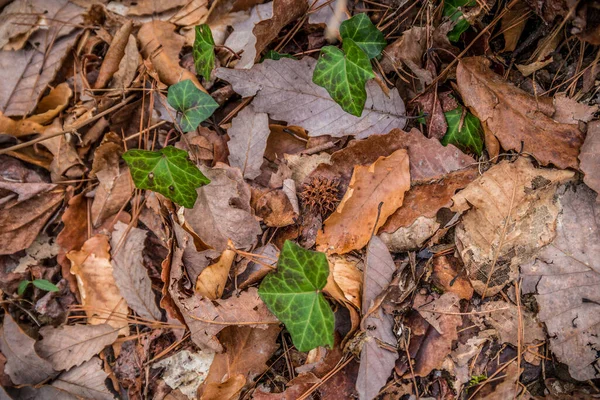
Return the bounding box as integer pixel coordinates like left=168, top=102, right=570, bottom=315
left=479, top=301, right=544, bottom=347
left=0, top=313, right=56, bottom=385
left=327, top=255, right=362, bottom=311
left=51, top=357, right=114, bottom=400
left=457, top=57, right=585, bottom=169
left=431, top=255, right=474, bottom=301
left=137, top=21, right=204, bottom=91
left=128, top=0, right=189, bottom=16
left=184, top=164, right=261, bottom=252
left=251, top=187, right=297, bottom=227
left=35, top=324, right=119, bottom=372
left=0, top=112, right=46, bottom=136
left=317, top=149, right=410, bottom=254
left=68, top=234, right=129, bottom=336
left=200, top=373, right=246, bottom=400
left=29, top=83, right=73, bottom=125
left=253, top=372, right=320, bottom=400
left=110, top=34, right=140, bottom=90
left=39, top=120, right=85, bottom=181
left=195, top=243, right=236, bottom=299
left=451, top=158, right=574, bottom=296
left=579, top=120, right=600, bottom=199
left=553, top=93, right=598, bottom=125
left=111, top=222, right=161, bottom=320
left=380, top=215, right=439, bottom=252
left=95, top=21, right=134, bottom=89
left=227, top=105, right=269, bottom=179
left=0, top=0, right=85, bottom=116
left=500, top=0, right=529, bottom=51
left=521, top=184, right=600, bottom=381
left=0, top=0, right=39, bottom=50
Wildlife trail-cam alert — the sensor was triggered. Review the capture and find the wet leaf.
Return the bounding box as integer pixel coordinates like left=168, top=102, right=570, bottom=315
left=167, top=79, right=219, bottom=132
left=193, top=24, right=215, bottom=81
left=313, top=40, right=374, bottom=116
left=123, top=146, right=210, bottom=209
left=259, top=240, right=334, bottom=352
left=339, top=13, right=386, bottom=59
left=441, top=107, right=484, bottom=156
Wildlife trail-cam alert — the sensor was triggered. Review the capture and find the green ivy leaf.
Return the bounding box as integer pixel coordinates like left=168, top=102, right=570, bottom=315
left=167, top=80, right=219, bottom=132
left=441, top=107, right=484, bottom=156
left=258, top=241, right=334, bottom=352
left=32, top=279, right=59, bottom=292
left=263, top=50, right=295, bottom=61
left=444, top=0, right=476, bottom=42
left=339, top=13, right=386, bottom=59
left=313, top=39, right=375, bottom=117
left=17, top=280, right=30, bottom=296
left=193, top=24, right=215, bottom=81
left=123, top=146, right=210, bottom=208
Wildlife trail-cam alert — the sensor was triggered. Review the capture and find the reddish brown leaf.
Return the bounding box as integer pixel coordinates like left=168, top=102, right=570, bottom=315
left=94, top=21, right=134, bottom=89
left=579, top=120, right=600, bottom=199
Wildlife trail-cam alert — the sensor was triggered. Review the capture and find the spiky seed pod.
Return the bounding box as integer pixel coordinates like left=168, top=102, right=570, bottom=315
left=300, top=176, right=341, bottom=217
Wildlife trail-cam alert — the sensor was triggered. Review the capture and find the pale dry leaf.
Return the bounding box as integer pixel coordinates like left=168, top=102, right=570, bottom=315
left=380, top=215, right=440, bottom=253
left=327, top=255, right=362, bottom=311
left=227, top=105, right=269, bottom=179
left=110, top=34, right=141, bottom=90
left=184, top=164, right=261, bottom=252
left=479, top=301, right=544, bottom=347
left=363, top=236, right=395, bottom=311
left=111, top=222, right=161, bottom=320
left=51, top=357, right=114, bottom=400
left=35, top=324, right=119, bottom=372
left=39, top=120, right=85, bottom=181
left=457, top=57, right=585, bottom=169
left=154, top=349, right=215, bottom=399
left=579, top=120, right=600, bottom=199
left=68, top=234, right=129, bottom=336
left=317, top=149, right=410, bottom=254
left=195, top=244, right=236, bottom=300
left=307, top=0, right=348, bottom=25
left=0, top=313, right=56, bottom=385
left=552, top=93, right=598, bottom=125
left=285, top=153, right=332, bottom=186
left=216, top=57, right=406, bottom=138
left=0, top=0, right=39, bottom=50
left=451, top=157, right=574, bottom=296
left=0, top=0, right=85, bottom=116
left=225, top=2, right=273, bottom=69
left=128, top=0, right=189, bottom=15
left=521, top=184, right=600, bottom=381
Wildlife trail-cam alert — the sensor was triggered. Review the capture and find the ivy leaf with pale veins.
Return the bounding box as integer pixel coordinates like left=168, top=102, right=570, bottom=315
left=339, top=13, right=386, bottom=59
left=123, top=146, right=210, bottom=208
left=258, top=240, right=334, bottom=352
left=193, top=24, right=215, bottom=81
left=441, top=107, right=484, bottom=156
left=444, top=0, right=476, bottom=42
left=313, top=39, right=375, bottom=117
left=167, top=79, right=219, bottom=132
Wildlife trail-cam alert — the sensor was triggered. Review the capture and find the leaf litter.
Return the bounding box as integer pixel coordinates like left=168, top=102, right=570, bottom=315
left=0, top=1, right=599, bottom=399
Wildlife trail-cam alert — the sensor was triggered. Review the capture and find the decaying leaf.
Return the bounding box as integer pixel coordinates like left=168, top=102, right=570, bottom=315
left=451, top=157, right=574, bottom=296
left=431, top=255, right=473, bottom=301
left=0, top=313, right=56, bottom=385
left=216, top=57, right=406, bottom=138
left=579, top=120, right=600, bottom=199
left=35, top=324, right=119, bottom=371
left=227, top=105, right=269, bottom=179
left=95, top=21, right=134, bottom=89
left=521, top=184, right=600, bottom=381
left=457, top=57, right=585, bottom=169
left=154, top=349, right=215, bottom=399
left=51, top=357, right=114, bottom=400
left=479, top=301, right=544, bottom=348
left=317, top=149, right=410, bottom=254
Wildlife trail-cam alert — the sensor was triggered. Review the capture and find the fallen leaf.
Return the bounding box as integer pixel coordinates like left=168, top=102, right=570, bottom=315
left=307, top=0, right=347, bottom=25
left=0, top=0, right=85, bottom=116
left=29, top=83, right=73, bottom=125
left=327, top=255, right=362, bottom=311
left=285, top=153, right=331, bottom=186
left=35, top=324, right=119, bottom=371
left=552, top=93, right=598, bottom=125
left=0, top=313, right=56, bottom=385
left=154, top=349, right=215, bottom=399
left=431, top=255, right=473, bottom=300
left=451, top=158, right=574, bottom=296
left=184, top=164, right=261, bottom=252
left=227, top=105, right=270, bottom=179
left=0, top=0, right=40, bottom=50
left=479, top=301, right=544, bottom=347
left=51, top=357, right=114, bottom=400
left=127, top=0, right=189, bottom=16
left=94, top=20, right=134, bottom=89
left=380, top=215, right=440, bottom=253
left=457, top=57, right=585, bottom=169
left=253, top=372, right=320, bottom=399
left=521, top=184, right=600, bottom=381
left=67, top=234, right=129, bottom=335
left=216, top=57, right=406, bottom=138
left=195, top=243, right=236, bottom=299
left=39, top=121, right=85, bottom=181
left=500, top=0, right=529, bottom=51
left=316, top=148, right=410, bottom=254
left=110, top=34, right=140, bottom=90
left=579, top=120, right=600, bottom=198
left=200, top=374, right=245, bottom=400
left=111, top=222, right=161, bottom=320
left=251, top=187, right=297, bottom=227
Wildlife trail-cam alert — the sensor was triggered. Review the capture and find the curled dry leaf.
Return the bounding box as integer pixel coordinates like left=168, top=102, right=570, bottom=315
left=39, top=120, right=85, bottom=181
left=29, top=82, right=73, bottom=125
left=317, top=148, right=410, bottom=254
left=110, top=34, right=140, bottom=90
left=451, top=157, right=574, bottom=296
left=35, top=324, right=119, bottom=371
left=94, top=21, right=134, bottom=89
left=195, top=243, right=236, bottom=300
left=457, top=57, right=585, bottom=169
left=216, top=57, right=406, bottom=138
left=67, top=234, right=129, bottom=336
left=0, top=313, right=56, bottom=385
left=521, top=184, right=600, bottom=381
left=111, top=222, right=162, bottom=321
left=227, top=105, right=269, bottom=179
left=579, top=120, right=600, bottom=199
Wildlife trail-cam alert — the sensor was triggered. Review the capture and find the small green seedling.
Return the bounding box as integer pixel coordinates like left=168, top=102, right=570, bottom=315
left=167, top=79, right=218, bottom=132
left=258, top=241, right=335, bottom=352
left=123, top=146, right=210, bottom=208
left=313, top=13, right=386, bottom=117
left=444, top=0, right=476, bottom=42
left=441, top=106, right=484, bottom=156
left=467, top=374, right=487, bottom=387
left=18, top=279, right=59, bottom=296
left=193, top=24, right=216, bottom=81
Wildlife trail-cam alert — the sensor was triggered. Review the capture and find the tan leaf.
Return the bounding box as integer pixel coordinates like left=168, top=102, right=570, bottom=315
left=94, top=21, right=134, bottom=89
left=110, top=34, right=141, bottom=90
left=0, top=314, right=56, bottom=385
left=457, top=57, right=585, bottom=169
left=500, top=0, right=529, bottom=52
left=579, top=120, right=600, bottom=199
left=521, top=184, right=600, bottom=381
left=0, top=0, right=39, bottom=50
left=251, top=187, right=297, bottom=227
left=200, top=373, right=245, bottom=400
left=111, top=222, right=161, bottom=320
left=478, top=301, right=544, bottom=347
left=0, top=112, right=46, bottom=137
left=227, top=105, right=269, bottom=179
left=327, top=255, right=362, bottom=311
left=128, top=0, right=189, bottom=16
left=39, top=120, right=85, bottom=181
left=451, top=157, right=574, bottom=296
left=51, top=357, right=114, bottom=400
left=317, top=149, right=410, bottom=254
left=68, top=234, right=129, bottom=335
left=552, top=93, right=598, bottom=125
left=35, top=324, right=119, bottom=371
left=380, top=215, right=440, bottom=253
left=431, top=255, right=473, bottom=301
left=29, top=83, right=73, bottom=125
left=195, top=243, right=236, bottom=300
